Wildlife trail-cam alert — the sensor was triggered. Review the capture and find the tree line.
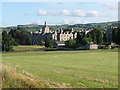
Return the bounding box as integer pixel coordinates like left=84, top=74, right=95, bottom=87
left=65, top=27, right=120, bottom=48
left=2, top=27, right=120, bottom=51
left=2, top=27, right=31, bottom=51
left=65, top=29, right=103, bottom=48
left=112, top=27, right=120, bottom=45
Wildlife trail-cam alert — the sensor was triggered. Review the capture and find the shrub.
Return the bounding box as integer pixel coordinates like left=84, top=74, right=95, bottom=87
left=65, top=39, right=76, bottom=48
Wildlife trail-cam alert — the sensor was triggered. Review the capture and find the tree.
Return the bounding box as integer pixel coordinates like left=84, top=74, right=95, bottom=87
left=2, top=31, right=15, bottom=51
left=118, top=27, right=120, bottom=45
left=76, top=32, right=82, bottom=45
left=9, top=27, right=31, bottom=45
left=87, top=33, right=92, bottom=42
left=49, top=39, right=56, bottom=47
left=103, top=32, right=107, bottom=42
left=65, top=39, right=76, bottom=48
left=44, top=37, right=55, bottom=48
left=112, top=29, right=116, bottom=43
left=89, top=29, right=97, bottom=44
left=83, top=32, right=87, bottom=38
left=44, top=37, right=51, bottom=48
left=82, top=38, right=91, bottom=45
left=96, top=29, right=103, bottom=44
left=89, top=29, right=103, bottom=44
left=112, top=28, right=119, bottom=44
left=39, top=40, right=45, bottom=45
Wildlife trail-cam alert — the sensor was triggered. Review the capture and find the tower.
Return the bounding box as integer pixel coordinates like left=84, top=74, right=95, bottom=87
left=42, top=21, right=50, bottom=34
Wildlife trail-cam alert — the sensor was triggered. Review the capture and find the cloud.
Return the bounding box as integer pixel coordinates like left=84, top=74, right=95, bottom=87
left=85, top=10, right=103, bottom=17
left=38, top=9, right=70, bottom=16
left=72, top=10, right=85, bottom=17
left=38, top=10, right=48, bottom=16
left=102, top=3, right=118, bottom=10
left=60, top=9, right=71, bottom=16
left=37, top=9, right=103, bottom=17
left=62, top=19, right=90, bottom=24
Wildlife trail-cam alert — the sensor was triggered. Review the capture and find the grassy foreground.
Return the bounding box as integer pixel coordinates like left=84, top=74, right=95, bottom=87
left=2, top=49, right=118, bottom=88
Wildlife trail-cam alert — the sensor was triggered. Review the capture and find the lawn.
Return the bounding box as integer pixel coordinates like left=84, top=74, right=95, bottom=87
left=2, top=49, right=118, bottom=88
left=13, top=45, right=45, bottom=52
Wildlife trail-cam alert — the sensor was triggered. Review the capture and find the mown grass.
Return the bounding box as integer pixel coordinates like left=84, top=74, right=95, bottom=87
left=13, top=45, right=45, bottom=52
left=2, top=49, right=118, bottom=88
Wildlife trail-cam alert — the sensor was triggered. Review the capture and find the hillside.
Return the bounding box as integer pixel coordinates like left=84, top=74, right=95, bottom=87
left=1, top=21, right=119, bottom=32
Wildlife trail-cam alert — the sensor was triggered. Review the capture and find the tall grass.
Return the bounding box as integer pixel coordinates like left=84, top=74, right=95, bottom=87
left=2, top=65, right=72, bottom=88
left=2, top=65, right=50, bottom=88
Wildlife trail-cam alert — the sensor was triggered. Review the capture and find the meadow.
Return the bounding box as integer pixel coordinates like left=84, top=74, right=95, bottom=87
left=12, top=45, right=45, bottom=52
left=2, top=49, right=118, bottom=88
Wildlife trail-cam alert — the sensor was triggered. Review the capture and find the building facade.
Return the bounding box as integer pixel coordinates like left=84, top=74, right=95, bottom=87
left=30, top=22, right=91, bottom=45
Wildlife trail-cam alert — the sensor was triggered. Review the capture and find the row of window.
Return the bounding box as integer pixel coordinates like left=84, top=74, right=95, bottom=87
left=60, top=35, right=73, bottom=37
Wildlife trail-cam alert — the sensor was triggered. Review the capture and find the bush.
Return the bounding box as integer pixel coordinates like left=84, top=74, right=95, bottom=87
left=65, top=39, right=76, bottom=48
left=98, top=45, right=110, bottom=49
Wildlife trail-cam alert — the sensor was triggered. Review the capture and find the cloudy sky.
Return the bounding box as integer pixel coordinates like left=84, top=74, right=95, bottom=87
left=1, top=0, right=119, bottom=27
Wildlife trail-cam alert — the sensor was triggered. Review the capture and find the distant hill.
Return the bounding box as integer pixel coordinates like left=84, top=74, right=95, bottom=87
left=69, top=21, right=119, bottom=30
left=1, top=21, right=119, bottom=32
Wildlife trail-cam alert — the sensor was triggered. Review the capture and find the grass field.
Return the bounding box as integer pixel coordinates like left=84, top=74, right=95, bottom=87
left=2, top=49, right=118, bottom=88
left=13, top=45, right=45, bottom=52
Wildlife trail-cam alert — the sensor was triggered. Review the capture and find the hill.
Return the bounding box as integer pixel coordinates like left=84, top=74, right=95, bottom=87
left=1, top=21, right=119, bottom=32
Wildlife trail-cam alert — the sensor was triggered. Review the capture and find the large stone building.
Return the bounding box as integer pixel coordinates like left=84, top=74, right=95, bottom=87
left=30, top=22, right=91, bottom=45
left=52, top=28, right=77, bottom=41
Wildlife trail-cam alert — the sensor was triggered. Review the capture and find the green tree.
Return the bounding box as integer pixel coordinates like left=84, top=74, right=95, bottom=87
left=76, top=32, right=82, bottom=45
left=44, top=37, right=55, bottom=48
left=112, top=28, right=119, bottom=44
left=65, top=39, right=76, bottom=48
left=112, top=29, right=116, bottom=43
left=87, top=33, right=92, bottom=42
left=2, top=31, right=15, bottom=51
left=89, top=29, right=103, bottom=44
left=118, top=27, right=120, bottom=45
left=49, top=39, right=56, bottom=48
left=44, top=37, right=50, bottom=48
left=96, top=29, right=103, bottom=44
left=9, top=27, right=31, bottom=45
left=103, top=33, right=107, bottom=42
left=89, top=29, right=97, bottom=44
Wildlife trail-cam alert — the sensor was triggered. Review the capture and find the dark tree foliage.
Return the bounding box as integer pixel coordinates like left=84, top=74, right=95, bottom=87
left=65, top=39, right=76, bottom=48
left=89, top=29, right=103, bottom=44
left=82, top=32, right=87, bottom=38
left=2, top=31, right=15, bottom=51
left=118, top=27, right=120, bottom=45
left=87, top=33, right=92, bottom=42
left=76, top=32, right=92, bottom=46
left=44, top=37, right=55, bottom=48
left=9, top=27, right=31, bottom=45
left=89, top=30, right=97, bottom=44
left=76, top=32, right=82, bottom=44
left=112, top=29, right=116, bottom=43
left=96, top=29, right=103, bottom=44
left=44, top=37, right=50, bottom=48
left=103, top=33, right=107, bottom=42
left=112, top=27, right=120, bottom=44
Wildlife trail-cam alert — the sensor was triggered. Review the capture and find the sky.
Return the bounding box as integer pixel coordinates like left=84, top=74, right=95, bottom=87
left=1, top=0, right=119, bottom=27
